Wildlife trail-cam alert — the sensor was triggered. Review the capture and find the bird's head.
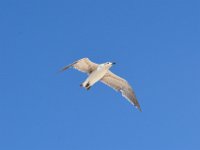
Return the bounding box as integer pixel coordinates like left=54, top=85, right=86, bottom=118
left=103, top=62, right=116, bottom=69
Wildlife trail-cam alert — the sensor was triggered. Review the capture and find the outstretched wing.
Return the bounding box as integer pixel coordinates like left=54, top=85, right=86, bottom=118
left=101, top=71, right=141, bottom=111
left=61, top=58, right=98, bottom=74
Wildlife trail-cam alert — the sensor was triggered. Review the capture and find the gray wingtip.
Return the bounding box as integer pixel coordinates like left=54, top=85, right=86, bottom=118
left=59, top=61, right=77, bottom=73
left=60, top=66, right=71, bottom=72
left=138, top=107, right=142, bottom=112
left=134, top=104, right=142, bottom=112
left=135, top=104, right=142, bottom=112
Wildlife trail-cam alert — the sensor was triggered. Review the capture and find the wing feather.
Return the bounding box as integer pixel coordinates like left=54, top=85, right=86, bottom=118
left=61, top=58, right=98, bottom=74
left=101, top=71, right=141, bottom=111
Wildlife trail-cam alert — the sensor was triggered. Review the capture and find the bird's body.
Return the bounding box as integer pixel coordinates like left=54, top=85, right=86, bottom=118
left=81, top=64, right=111, bottom=89
left=61, top=58, right=142, bottom=111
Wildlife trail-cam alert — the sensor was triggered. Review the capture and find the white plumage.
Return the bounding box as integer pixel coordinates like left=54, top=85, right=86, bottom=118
left=61, top=58, right=141, bottom=111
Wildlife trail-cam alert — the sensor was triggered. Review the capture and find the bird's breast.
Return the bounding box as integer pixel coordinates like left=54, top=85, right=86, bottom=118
left=97, top=65, right=104, bottom=71
left=88, top=67, right=108, bottom=84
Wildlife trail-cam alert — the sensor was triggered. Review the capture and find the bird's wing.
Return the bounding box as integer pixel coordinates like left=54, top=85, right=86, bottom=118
left=60, top=58, right=98, bottom=74
left=101, top=71, right=141, bottom=111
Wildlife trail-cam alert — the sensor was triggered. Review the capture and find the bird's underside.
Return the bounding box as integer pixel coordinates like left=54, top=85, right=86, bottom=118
left=61, top=58, right=142, bottom=111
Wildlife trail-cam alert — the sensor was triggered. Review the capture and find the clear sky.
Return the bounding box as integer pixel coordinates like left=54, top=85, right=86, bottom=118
left=0, top=0, right=200, bottom=150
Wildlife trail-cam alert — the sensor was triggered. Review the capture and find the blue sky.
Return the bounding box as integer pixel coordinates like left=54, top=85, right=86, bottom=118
left=0, top=0, right=200, bottom=149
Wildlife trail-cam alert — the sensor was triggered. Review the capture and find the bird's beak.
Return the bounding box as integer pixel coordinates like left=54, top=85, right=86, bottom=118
left=112, top=62, right=116, bottom=65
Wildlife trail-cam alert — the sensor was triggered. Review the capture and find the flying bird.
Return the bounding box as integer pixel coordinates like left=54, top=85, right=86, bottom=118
left=61, top=58, right=141, bottom=111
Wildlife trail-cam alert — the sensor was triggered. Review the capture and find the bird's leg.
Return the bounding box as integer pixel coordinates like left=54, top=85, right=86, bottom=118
left=86, top=86, right=91, bottom=90
left=85, top=83, right=91, bottom=90
left=80, top=82, right=91, bottom=90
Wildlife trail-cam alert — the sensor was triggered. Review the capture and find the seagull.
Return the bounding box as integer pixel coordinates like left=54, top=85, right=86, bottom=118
left=61, top=58, right=141, bottom=111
